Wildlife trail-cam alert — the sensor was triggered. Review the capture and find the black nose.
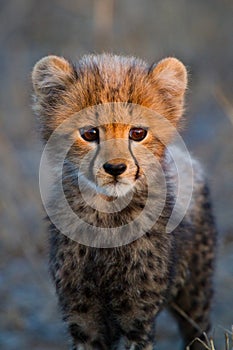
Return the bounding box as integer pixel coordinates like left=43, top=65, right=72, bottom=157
left=103, top=162, right=127, bottom=176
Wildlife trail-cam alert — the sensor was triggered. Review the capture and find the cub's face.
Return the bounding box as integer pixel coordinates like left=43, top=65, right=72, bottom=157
left=71, top=105, right=155, bottom=197
left=75, top=120, right=147, bottom=198
left=32, top=54, right=187, bottom=199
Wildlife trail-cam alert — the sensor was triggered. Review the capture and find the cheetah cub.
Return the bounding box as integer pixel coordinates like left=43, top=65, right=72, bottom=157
left=32, top=54, right=217, bottom=350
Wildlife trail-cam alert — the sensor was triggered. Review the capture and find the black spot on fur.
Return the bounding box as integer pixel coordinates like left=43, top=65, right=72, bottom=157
left=84, top=286, right=92, bottom=298
left=133, top=319, right=145, bottom=332
left=203, top=300, right=210, bottom=311
left=153, top=275, right=166, bottom=284
left=131, top=261, right=141, bottom=270
left=192, top=253, right=199, bottom=264
left=140, top=290, right=159, bottom=299
left=140, top=272, right=149, bottom=281
left=147, top=250, right=154, bottom=258
left=79, top=247, right=86, bottom=257
left=69, top=323, right=89, bottom=342
left=55, top=278, right=61, bottom=287
left=156, top=257, right=163, bottom=269
left=73, top=304, right=89, bottom=313
left=70, top=261, right=77, bottom=270
left=126, top=329, right=141, bottom=342
left=201, top=235, right=209, bottom=245
left=120, top=299, right=132, bottom=312
left=55, top=262, right=60, bottom=271
left=58, top=252, right=65, bottom=262
left=124, top=253, right=131, bottom=264
left=147, top=261, right=154, bottom=269
left=200, top=278, right=207, bottom=288
left=143, top=304, right=153, bottom=312
left=91, top=339, right=103, bottom=348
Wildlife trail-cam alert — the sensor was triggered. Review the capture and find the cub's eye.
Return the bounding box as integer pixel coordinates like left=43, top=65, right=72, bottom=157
left=129, top=128, right=147, bottom=142
left=80, top=127, right=99, bottom=142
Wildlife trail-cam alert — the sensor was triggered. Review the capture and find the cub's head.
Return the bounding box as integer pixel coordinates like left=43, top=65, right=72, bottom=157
left=32, top=54, right=187, bottom=198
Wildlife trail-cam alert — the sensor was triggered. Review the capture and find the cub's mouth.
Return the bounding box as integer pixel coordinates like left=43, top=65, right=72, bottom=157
left=77, top=166, right=137, bottom=200
left=98, top=180, right=136, bottom=198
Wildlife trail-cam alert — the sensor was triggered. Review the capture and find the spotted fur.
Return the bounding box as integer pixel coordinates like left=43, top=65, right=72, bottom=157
left=32, top=54, right=217, bottom=350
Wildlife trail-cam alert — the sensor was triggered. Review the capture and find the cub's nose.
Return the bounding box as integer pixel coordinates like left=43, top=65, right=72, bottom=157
left=103, top=162, right=127, bottom=176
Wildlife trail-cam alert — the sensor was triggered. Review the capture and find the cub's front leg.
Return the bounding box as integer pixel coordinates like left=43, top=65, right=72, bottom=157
left=114, top=295, right=163, bottom=350
left=117, top=317, right=156, bottom=350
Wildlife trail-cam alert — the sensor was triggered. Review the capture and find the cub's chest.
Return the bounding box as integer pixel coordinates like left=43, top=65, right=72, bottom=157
left=72, top=245, right=170, bottom=295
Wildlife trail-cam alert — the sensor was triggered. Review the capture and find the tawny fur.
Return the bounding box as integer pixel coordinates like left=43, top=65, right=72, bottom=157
left=32, top=53, right=217, bottom=350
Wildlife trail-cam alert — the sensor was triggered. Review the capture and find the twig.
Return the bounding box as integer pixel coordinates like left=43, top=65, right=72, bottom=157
left=232, top=325, right=233, bottom=346
left=171, top=302, right=211, bottom=349
left=209, top=338, right=216, bottom=350
left=186, top=337, right=211, bottom=350
left=225, top=332, right=230, bottom=350
left=170, top=302, right=204, bottom=334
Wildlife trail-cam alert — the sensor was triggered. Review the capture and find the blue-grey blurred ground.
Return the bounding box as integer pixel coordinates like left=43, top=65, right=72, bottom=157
left=0, top=0, right=232, bottom=349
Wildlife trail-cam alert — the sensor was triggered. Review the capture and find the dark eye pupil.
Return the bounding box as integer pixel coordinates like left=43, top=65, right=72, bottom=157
left=129, top=128, right=147, bottom=141
left=80, top=128, right=99, bottom=142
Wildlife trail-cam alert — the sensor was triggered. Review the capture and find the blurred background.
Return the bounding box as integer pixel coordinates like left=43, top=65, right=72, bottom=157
left=0, top=0, right=232, bottom=349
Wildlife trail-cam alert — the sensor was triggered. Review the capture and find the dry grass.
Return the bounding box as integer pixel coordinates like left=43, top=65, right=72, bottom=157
left=186, top=328, right=233, bottom=350
left=171, top=302, right=233, bottom=350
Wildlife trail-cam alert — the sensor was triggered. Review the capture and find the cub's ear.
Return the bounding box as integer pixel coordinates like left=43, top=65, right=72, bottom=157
left=32, top=55, right=76, bottom=98
left=148, top=57, right=188, bottom=124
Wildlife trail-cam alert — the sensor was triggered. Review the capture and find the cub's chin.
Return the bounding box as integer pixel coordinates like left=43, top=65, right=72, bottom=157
left=77, top=172, right=135, bottom=204
left=99, top=181, right=135, bottom=198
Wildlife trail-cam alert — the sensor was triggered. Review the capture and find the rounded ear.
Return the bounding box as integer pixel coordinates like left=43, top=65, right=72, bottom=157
left=32, top=55, right=76, bottom=97
left=148, top=57, right=188, bottom=126
left=149, top=57, right=187, bottom=97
